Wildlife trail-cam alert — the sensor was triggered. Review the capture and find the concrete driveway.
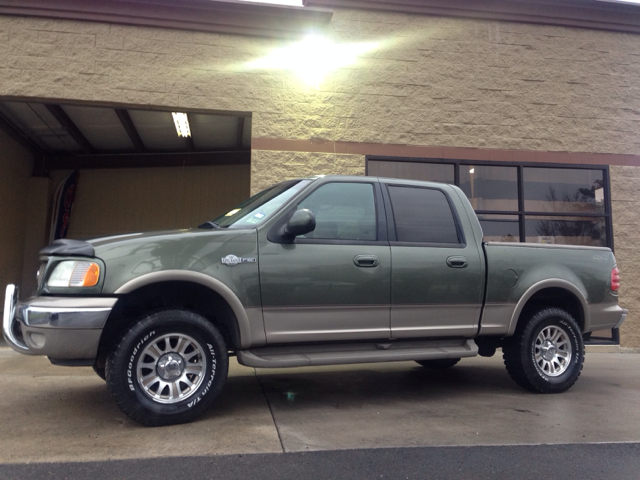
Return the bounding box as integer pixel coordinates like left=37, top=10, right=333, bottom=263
left=1, top=348, right=639, bottom=464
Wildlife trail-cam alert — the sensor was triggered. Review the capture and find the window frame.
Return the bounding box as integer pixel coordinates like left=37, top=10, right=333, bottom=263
left=367, top=156, right=613, bottom=252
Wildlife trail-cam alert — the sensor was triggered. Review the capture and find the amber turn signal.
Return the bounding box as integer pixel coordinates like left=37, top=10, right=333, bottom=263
left=70, top=262, right=100, bottom=287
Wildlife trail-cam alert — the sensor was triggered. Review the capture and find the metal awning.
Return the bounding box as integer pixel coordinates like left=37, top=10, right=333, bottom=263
left=0, top=101, right=251, bottom=173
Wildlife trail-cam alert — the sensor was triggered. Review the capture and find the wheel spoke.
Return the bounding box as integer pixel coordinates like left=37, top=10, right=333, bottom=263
left=175, top=337, right=189, bottom=354
left=184, top=364, right=203, bottom=376
left=148, top=343, right=164, bottom=358
left=180, top=377, right=195, bottom=389
left=183, top=350, right=201, bottom=362
left=142, top=374, right=159, bottom=388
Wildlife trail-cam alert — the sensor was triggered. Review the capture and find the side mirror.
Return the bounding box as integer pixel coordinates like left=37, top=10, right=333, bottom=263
left=285, top=209, right=316, bottom=237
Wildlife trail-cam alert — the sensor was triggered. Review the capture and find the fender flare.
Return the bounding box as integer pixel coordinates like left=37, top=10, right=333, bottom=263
left=507, top=278, right=590, bottom=336
left=115, top=270, right=253, bottom=349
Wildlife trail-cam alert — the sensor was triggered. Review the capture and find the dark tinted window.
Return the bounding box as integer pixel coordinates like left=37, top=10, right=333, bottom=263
left=388, top=186, right=460, bottom=244
left=298, top=183, right=377, bottom=241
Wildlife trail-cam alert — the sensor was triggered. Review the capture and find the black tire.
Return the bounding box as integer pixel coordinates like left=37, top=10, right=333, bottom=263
left=503, top=307, right=584, bottom=394
left=106, top=310, right=228, bottom=427
left=415, top=358, right=461, bottom=369
left=92, top=363, right=106, bottom=381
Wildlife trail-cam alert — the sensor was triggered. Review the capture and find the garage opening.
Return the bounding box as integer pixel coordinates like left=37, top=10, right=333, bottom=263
left=0, top=100, right=251, bottom=295
left=0, top=100, right=251, bottom=239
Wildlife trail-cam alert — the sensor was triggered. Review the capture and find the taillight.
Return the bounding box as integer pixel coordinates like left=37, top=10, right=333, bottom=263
left=611, top=266, right=620, bottom=292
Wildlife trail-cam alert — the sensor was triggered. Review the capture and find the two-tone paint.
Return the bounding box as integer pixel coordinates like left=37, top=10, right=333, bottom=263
left=3, top=175, right=627, bottom=365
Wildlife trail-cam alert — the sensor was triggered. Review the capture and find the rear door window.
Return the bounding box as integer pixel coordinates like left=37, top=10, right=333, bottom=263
left=387, top=186, right=461, bottom=244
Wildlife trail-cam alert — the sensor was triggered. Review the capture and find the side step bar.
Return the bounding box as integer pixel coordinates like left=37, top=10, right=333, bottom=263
left=237, top=339, right=478, bottom=368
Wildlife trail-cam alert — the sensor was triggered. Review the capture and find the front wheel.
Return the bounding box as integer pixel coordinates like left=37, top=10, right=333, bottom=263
left=106, top=310, right=228, bottom=426
left=503, top=307, right=584, bottom=394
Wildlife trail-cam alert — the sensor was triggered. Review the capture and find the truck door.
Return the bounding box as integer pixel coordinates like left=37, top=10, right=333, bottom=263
left=258, top=180, right=391, bottom=344
left=383, top=183, right=484, bottom=338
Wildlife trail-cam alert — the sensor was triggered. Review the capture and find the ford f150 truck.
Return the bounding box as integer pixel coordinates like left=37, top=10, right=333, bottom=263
left=3, top=175, right=628, bottom=426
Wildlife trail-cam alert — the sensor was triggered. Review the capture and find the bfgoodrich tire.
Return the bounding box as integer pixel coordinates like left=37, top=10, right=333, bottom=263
left=503, top=307, right=584, bottom=394
left=106, top=310, right=228, bottom=426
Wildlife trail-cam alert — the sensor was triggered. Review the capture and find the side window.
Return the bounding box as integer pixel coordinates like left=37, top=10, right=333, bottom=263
left=387, top=186, right=460, bottom=244
left=297, top=183, right=377, bottom=241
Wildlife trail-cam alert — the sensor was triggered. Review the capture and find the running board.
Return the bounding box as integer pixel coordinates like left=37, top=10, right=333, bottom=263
left=237, top=339, right=478, bottom=368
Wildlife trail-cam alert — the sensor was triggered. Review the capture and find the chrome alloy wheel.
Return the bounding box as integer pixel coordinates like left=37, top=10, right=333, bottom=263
left=534, top=325, right=573, bottom=377
left=136, top=333, right=207, bottom=404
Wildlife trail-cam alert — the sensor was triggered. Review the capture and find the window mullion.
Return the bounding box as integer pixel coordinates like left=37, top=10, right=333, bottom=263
left=517, top=165, right=525, bottom=243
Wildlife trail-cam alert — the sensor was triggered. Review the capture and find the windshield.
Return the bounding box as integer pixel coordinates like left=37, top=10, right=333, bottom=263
left=208, top=179, right=312, bottom=229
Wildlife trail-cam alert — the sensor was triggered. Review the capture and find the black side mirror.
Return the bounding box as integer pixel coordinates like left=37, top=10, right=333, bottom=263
left=285, top=209, right=316, bottom=237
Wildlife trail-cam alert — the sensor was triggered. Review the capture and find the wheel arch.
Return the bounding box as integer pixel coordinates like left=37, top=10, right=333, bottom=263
left=508, top=279, right=589, bottom=336
left=96, top=271, right=256, bottom=368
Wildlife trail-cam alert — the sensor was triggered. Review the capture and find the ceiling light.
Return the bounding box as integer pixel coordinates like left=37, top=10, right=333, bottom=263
left=248, top=34, right=379, bottom=88
left=469, top=168, right=475, bottom=174
left=172, top=112, right=191, bottom=138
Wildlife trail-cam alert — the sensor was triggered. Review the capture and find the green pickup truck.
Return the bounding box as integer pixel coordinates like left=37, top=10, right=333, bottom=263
left=3, top=175, right=627, bottom=426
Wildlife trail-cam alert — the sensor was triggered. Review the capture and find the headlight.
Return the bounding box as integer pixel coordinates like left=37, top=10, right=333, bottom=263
left=47, top=261, right=100, bottom=288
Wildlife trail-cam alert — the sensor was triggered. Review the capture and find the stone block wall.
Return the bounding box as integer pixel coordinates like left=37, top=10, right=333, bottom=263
left=610, top=165, right=640, bottom=348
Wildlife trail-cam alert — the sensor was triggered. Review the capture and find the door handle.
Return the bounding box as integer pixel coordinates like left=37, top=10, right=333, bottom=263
left=354, top=255, right=379, bottom=268
left=446, top=256, right=468, bottom=268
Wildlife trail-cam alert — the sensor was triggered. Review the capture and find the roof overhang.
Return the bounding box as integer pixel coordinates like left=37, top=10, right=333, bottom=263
left=304, top=0, right=640, bottom=34
left=0, top=0, right=333, bottom=38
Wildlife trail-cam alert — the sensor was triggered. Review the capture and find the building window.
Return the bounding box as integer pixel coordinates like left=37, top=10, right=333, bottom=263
left=367, top=159, right=612, bottom=249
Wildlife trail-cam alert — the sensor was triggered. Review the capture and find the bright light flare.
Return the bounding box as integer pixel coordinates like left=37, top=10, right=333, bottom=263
left=172, top=112, right=191, bottom=138
left=249, top=35, right=379, bottom=88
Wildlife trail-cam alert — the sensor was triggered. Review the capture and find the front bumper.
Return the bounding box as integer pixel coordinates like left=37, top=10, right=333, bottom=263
left=3, top=284, right=116, bottom=361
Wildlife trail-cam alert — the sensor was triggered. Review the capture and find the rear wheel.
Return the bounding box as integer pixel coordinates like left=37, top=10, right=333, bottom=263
left=415, top=358, right=460, bottom=369
left=503, top=307, right=584, bottom=393
left=106, top=309, right=228, bottom=426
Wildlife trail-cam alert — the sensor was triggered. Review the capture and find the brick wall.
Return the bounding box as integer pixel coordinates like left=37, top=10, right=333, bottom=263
left=0, top=9, right=639, bottom=344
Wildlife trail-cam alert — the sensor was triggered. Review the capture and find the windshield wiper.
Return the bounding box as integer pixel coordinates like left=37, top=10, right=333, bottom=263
left=198, top=221, right=222, bottom=230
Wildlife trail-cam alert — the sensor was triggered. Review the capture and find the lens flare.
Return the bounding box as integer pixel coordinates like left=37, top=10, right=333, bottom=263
left=248, top=34, right=379, bottom=88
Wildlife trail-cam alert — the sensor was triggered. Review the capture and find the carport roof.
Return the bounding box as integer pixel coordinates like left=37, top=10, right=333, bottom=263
left=0, top=101, right=251, bottom=173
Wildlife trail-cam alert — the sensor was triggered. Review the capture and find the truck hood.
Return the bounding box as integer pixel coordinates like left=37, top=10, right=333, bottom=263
left=89, top=228, right=259, bottom=294
left=88, top=228, right=215, bottom=248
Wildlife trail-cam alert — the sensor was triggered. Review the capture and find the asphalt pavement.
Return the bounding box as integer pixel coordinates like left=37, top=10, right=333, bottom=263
left=1, top=443, right=639, bottom=479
